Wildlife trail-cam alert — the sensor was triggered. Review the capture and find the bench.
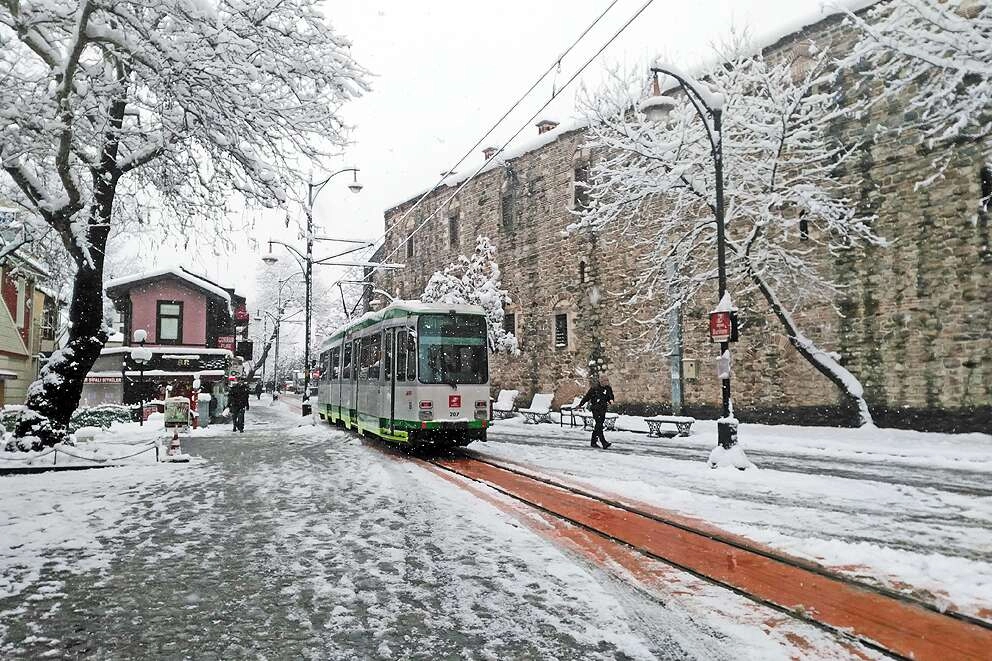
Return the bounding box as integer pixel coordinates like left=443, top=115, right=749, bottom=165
left=520, top=393, right=554, bottom=424
left=559, top=397, right=584, bottom=428
left=577, top=412, right=619, bottom=432
left=645, top=415, right=695, bottom=437
left=492, top=389, right=519, bottom=420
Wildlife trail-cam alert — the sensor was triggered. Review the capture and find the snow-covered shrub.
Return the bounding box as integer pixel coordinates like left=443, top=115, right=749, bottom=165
left=69, top=405, right=134, bottom=433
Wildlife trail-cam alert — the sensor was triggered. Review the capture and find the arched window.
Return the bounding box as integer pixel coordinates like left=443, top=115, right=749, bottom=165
left=578, top=260, right=587, bottom=284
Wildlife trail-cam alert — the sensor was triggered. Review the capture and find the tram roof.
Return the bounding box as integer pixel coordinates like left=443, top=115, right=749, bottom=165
left=319, top=300, right=486, bottom=349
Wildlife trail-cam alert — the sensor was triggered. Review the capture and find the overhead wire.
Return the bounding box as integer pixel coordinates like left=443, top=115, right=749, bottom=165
left=340, top=0, right=658, bottom=294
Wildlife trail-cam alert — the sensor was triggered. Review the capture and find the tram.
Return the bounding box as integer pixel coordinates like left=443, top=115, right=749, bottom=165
left=316, top=301, right=490, bottom=446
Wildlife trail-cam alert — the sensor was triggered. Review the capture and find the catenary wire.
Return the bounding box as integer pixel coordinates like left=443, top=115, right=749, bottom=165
left=334, top=0, right=658, bottom=297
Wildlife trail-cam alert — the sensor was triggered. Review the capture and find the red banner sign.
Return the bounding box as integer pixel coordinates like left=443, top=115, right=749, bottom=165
left=709, top=311, right=733, bottom=343
left=218, top=336, right=236, bottom=351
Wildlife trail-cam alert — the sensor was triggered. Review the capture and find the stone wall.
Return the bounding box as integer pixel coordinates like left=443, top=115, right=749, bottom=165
left=376, top=12, right=991, bottom=432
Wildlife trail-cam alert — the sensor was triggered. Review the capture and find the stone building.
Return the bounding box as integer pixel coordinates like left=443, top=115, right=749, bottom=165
left=374, top=9, right=991, bottom=432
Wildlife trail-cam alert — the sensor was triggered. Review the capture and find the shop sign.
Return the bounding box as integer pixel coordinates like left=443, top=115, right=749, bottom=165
left=85, top=376, right=121, bottom=383
left=218, top=335, right=236, bottom=351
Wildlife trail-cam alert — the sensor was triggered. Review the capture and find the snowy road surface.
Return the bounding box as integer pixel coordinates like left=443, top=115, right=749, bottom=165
left=0, top=401, right=881, bottom=659
left=486, top=417, right=992, bottom=621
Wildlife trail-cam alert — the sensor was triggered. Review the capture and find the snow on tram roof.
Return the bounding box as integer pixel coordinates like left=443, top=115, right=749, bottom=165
left=319, top=300, right=486, bottom=348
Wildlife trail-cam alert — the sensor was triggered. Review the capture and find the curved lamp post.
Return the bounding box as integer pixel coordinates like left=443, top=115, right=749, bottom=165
left=641, top=67, right=740, bottom=456
left=263, top=167, right=362, bottom=417
left=130, top=329, right=152, bottom=426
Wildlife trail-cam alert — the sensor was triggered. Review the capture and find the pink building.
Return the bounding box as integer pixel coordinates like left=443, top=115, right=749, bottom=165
left=80, top=268, right=250, bottom=411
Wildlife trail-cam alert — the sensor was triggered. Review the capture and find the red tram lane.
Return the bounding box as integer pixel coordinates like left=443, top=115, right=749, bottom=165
left=433, top=456, right=992, bottom=661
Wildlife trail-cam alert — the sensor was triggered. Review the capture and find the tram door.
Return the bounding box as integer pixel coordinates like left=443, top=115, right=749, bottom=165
left=383, top=328, right=396, bottom=434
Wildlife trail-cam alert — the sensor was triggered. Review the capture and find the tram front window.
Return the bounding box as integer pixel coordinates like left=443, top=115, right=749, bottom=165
left=418, top=314, right=488, bottom=385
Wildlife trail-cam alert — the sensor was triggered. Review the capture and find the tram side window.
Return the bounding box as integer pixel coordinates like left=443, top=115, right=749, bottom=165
left=319, top=351, right=329, bottom=383
left=405, top=326, right=417, bottom=382
left=382, top=330, right=393, bottom=381
left=330, top=347, right=340, bottom=380
left=342, top=342, right=352, bottom=379
left=355, top=339, right=365, bottom=380
left=395, top=329, right=408, bottom=381
left=367, top=332, right=382, bottom=380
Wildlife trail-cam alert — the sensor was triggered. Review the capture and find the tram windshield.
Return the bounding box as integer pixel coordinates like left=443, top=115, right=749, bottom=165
left=418, top=314, right=488, bottom=385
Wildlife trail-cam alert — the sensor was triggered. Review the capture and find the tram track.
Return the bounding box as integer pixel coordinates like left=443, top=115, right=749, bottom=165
left=419, top=449, right=992, bottom=661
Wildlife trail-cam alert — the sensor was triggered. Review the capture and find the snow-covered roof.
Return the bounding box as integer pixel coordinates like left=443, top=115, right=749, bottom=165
left=319, top=300, right=487, bottom=349
left=386, top=120, right=587, bottom=213
left=105, top=267, right=233, bottom=305
left=100, top=346, right=233, bottom=357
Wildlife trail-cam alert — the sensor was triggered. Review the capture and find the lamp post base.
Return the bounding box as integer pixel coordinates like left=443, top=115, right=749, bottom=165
left=710, top=419, right=750, bottom=470
left=717, top=419, right=737, bottom=449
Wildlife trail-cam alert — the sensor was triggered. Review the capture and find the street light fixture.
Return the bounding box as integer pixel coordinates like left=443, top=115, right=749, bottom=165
left=644, top=66, right=742, bottom=463
left=264, top=166, right=362, bottom=418
left=130, top=329, right=152, bottom=426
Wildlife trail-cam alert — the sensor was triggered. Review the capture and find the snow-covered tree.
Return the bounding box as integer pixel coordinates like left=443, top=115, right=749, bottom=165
left=421, top=236, right=519, bottom=355
left=575, top=42, right=884, bottom=426
left=840, top=0, right=992, bottom=174
left=0, top=0, right=367, bottom=446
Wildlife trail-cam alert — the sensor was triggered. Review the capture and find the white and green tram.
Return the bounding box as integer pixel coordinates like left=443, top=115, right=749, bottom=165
left=316, top=301, right=490, bottom=446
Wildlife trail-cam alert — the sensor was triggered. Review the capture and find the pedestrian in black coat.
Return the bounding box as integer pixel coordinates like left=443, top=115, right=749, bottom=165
left=229, top=380, right=250, bottom=432
left=579, top=375, right=615, bottom=449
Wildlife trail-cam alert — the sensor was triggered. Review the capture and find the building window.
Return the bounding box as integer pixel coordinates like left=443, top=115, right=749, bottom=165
left=799, top=211, right=809, bottom=241
left=554, top=313, right=568, bottom=348
left=448, top=214, right=460, bottom=249
left=579, top=260, right=587, bottom=284
left=156, top=301, right=183, bottom=344
left=406, top=235, right=415, bottom=258
left=501, top=193, right=514, bottom=229
left=573, top=164, right=590, bottom=211
left=14, top=278, right=25, bottom=329
left=41, top=298, right=56, bottom=341
left=502, top=313, right=515, bottom=336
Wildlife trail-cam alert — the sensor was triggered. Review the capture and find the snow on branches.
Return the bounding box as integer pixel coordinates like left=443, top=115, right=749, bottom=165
left=575, top=40, right=884, bottom=425
left=0, top=0, right=369, bottom=244
left=839, top=0, right=992, bottom=173
left=421, top=236, right=519, bottom=355
left=0, top=0, right=367, bottom=445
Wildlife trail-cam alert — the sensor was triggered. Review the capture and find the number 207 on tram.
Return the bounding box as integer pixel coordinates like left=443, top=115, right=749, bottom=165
left=316, top=302, right=490, bottom=446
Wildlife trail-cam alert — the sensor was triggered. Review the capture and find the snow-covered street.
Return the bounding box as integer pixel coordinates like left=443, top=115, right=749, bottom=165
left=485, top=415, right=992, bottom=622
left=1, top=401, right=910, bottom=659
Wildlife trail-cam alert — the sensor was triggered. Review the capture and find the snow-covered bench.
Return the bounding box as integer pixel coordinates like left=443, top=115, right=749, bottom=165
left=645, top=415, right=695, bottom=437
left=577, top=412, right=619, bottom=432
left=520, top=393, right=554, bottom=424
left=492, top=389, right=519, bottom=420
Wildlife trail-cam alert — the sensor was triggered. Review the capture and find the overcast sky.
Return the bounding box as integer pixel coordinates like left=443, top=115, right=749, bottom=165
left=151, top=0, right=837, bottom=308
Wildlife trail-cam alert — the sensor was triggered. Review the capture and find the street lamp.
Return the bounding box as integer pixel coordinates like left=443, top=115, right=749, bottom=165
left=130, top=329, right=152, bottom=426
left=643, top=66, right=741, bottom=460
left=265, top=167, right=362, bottom=417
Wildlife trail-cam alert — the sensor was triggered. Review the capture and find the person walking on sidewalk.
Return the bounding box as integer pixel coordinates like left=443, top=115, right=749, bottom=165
left=579, top=375, right=615, bottom=449
left=229, top=378, right=250, bottom=432
left=255, top=381, right=263, bottom=401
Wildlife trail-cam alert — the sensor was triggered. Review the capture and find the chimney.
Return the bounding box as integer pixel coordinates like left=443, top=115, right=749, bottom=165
left=536, top=119, right=559, bottom=135
left=482, top=146, right=499, bottom=161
